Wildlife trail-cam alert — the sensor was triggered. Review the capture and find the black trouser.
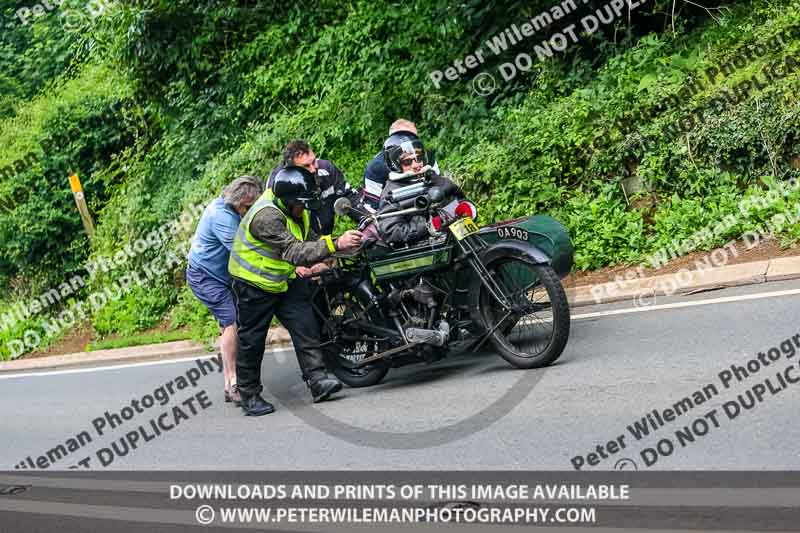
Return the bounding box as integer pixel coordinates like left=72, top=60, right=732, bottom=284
left=232, top=278, right=326, bottom=399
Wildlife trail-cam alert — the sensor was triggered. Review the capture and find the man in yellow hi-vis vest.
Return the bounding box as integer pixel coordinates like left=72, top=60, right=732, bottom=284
left=229, top=166, right=363, bottom=416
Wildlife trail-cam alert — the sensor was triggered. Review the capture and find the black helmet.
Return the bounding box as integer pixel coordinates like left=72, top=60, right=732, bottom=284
left=272, top=166, right=320, bottom=211
left=383, top=131, right=428, bottom=173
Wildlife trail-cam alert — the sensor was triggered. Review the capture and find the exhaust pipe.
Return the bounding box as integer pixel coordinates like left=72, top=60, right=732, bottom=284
left=405, top=321, right=451, bottom=347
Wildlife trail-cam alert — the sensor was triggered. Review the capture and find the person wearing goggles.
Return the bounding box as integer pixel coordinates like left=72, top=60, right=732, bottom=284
left=360, top=119, right=440, bottom=212
left=376, top=133, right=476, bottom=247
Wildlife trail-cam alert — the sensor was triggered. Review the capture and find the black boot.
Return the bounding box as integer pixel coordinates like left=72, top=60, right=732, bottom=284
left=240, top=394, right=275, bottom=416
left=307, top=374, right=343, bottom=403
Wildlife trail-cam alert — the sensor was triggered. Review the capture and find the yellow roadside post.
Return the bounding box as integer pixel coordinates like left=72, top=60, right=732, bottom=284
left=69, top=173, right=95, bottom=238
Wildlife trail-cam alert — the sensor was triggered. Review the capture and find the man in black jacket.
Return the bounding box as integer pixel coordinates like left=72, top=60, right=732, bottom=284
left=268, top=140, right=366, bottom=235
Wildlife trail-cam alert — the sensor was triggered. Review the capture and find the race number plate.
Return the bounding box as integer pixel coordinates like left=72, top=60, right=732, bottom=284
left=496, top=225, right=529, bottom=241
left=450, top=217, right=480, bottom=240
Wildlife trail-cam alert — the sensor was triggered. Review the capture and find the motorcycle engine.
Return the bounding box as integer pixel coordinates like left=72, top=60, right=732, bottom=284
left=389, top=276, right=443, bottom=330
left=386, top=276, right=452, bottom=361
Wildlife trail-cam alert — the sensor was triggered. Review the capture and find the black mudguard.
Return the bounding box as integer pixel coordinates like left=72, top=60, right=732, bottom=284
left=467, top=240, right=552, bottom=322
left=480, top=240, right=552, bottom=267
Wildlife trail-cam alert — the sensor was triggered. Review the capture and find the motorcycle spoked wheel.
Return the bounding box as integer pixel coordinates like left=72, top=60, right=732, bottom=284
left=323, top=295, right=390, bottom=388
left=479, top=256, right=570, bottom=369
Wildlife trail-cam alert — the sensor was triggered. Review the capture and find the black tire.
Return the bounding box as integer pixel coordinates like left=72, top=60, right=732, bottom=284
left=479, top=258, right=570, bottom=369
left=325, top=349, right=390, bottom=388
left=321, top=295, right=390, bottom=388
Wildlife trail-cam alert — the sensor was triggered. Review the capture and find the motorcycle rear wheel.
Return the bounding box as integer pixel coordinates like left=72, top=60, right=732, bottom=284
left=479, top=257, right=570, bottom=369
left=326, top=346, right=390, bottom=388
left=322, top=297, right=390, bottom=388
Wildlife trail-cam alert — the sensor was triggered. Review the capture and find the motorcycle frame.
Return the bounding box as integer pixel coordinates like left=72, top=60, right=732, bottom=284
left=312, top=218, right=555, bottom=367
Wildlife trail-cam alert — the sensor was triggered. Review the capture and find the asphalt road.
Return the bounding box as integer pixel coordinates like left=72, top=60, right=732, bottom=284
left=3, top=279, right=800, bottom=471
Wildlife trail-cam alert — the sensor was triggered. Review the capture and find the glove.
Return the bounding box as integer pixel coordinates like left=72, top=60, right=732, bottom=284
left=455, top=201, right=475, bottom=218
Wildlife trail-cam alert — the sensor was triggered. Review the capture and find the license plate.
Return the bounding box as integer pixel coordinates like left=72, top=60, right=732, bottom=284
left=450, top=217, right=480, bottom=240
left=496, top=225, right=529, bottom=241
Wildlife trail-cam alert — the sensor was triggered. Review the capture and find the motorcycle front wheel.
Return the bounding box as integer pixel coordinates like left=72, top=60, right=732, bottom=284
left=478, top=256, right=570, bottom=369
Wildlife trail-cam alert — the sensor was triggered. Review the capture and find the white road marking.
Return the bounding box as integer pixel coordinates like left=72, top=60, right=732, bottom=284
left=571, top=287, right=800, bottom=321
left=0, top=347, right=294, bottom=380
left=0, top=355, right=214, bottom=380
left=2, top=288, right=799, bottom=379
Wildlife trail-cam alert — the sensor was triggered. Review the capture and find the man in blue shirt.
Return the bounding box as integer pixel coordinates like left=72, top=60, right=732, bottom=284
left=187, top=176, right=263, bottom=406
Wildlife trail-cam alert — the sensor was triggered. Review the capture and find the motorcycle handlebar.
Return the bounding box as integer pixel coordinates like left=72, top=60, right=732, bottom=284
left=386, top=185, right=445, bottom=211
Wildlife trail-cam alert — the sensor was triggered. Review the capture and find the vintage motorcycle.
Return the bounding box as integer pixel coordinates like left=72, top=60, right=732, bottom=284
left=310, top=181, right=573, bottom=388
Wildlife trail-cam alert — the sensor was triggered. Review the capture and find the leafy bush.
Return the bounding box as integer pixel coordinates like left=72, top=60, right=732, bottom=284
left=3, top=0, right=800, bottom=359
left=553, top=183, right=647, bottom=270
left=168, top=286, right=220, bottom=343
left=0, top=64, right=136, bottom=292
left=92, top=283, right=175, bottom=338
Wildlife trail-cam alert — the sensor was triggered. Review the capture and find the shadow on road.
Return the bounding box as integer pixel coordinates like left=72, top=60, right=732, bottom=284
left=369, top=348, right=513, bottom=392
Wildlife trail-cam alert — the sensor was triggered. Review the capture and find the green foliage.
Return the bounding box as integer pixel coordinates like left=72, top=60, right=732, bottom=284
left=0, top=299, right=49, bottom=360
left=553, top=183, right=647, bottom=270
left=168, top=286, right=220, bottom=344
left=0, top=3, right=78, bottom=118
left=92, top=283, right=175, bottom=337
left=87, top=329, right=191, bottom=352
left=3, top=0, right=800, bottom=359
left=0, top=63, right=136, bottom=292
